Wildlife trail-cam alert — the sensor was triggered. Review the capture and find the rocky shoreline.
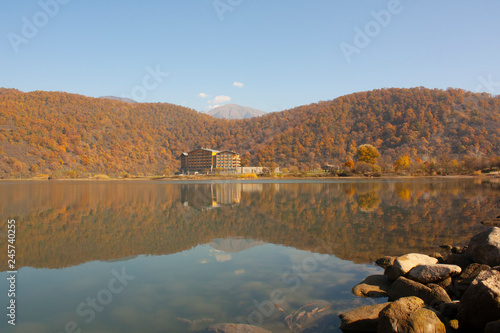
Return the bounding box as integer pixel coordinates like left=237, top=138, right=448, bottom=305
left=197, top=225, right=500, bottom=333
left=339, top=226, right=500, bottom=332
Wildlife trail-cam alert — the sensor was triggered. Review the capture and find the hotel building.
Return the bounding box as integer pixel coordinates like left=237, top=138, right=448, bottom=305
left=180, top=148, right=241, bottom=173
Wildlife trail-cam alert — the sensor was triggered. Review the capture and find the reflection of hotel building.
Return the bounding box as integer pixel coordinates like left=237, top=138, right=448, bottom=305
left=180, top=148, right=241, bottom=173
left=181, top=183, right=241, bottom=209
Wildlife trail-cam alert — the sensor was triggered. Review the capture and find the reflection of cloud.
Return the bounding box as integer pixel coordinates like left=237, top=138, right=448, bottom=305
left=215, top=254, right=232, bottom=262
left=200, top=259, right=208, bottom=264
left=234, top=269, right=245, bottom=275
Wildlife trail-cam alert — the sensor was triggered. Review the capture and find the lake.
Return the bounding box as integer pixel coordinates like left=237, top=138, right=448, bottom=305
left=0, top=179, right=497, bottom=332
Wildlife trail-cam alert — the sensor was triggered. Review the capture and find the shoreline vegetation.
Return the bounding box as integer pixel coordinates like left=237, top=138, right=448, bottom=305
left=1, top=170, right=499, bottom=182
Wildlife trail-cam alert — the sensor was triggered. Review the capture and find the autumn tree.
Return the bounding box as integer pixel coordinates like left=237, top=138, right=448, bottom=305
left=357, top=144, right=380, bottom=165
left=394, top=155, right=411, bottom=172
left=344, top=160, right=355, bottom=169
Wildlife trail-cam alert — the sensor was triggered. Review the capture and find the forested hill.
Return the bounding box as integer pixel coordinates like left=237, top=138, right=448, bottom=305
left=0, top=87, right=498, bottom=177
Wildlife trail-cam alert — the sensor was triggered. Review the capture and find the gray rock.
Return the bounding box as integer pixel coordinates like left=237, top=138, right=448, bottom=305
left=407, top=264, right=461, bottom=284
left=436, top=301, right=460, bottom=319
left=375, top=256, right=396, bottom=269
left=466, top=227, right=500, bottom=266
left=440, top=244, right=453, bottom=251
left=435, top=276, right=452, bottom=289
left=456, top=263, right=491, bottom=286
left=427, top=283, right=453, bottom=305
left=388, top=253, right=438, bottom=281
left=204, top=324, right=272, bottom=333
left=388, top=276, right=451, bottom=305
left=445, top=253, right=472, bottom=269
left=459, top=269, right=500, bottom=331
left=378, top=296, right=446, bottom=333
left=352, top=275, right=391, bottom=298
left=485, top=320, right=500, bottom=333
left=338, top=302, right=390, bottom=332
left=482, top=217, right=500, bottom=227
left=430, top=252, right=445, bottom=264
left=378, top=297, right=424, bottom=333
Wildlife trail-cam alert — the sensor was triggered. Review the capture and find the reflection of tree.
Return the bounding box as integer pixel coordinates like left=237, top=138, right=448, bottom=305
left=0, top=181, right=496, bottom=269
left=395, top=183, right=411, bottom=201
left=357, top=192, right=380, bottom=212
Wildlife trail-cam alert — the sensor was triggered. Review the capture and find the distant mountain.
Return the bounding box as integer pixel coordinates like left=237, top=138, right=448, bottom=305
left=207, top=104, right=266, bottom=119
left=99, top=96, right=137, bottom=104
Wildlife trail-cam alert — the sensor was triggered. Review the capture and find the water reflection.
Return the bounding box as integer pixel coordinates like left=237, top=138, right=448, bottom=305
left=0, top=179, right=497, bottom=270
left=181, top=183, right=242, bottom=209
left=0, top=179, right=497, bottom=333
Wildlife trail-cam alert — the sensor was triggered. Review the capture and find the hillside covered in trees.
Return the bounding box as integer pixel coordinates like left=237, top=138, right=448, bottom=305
left=0, top=87, right=498, bottom=177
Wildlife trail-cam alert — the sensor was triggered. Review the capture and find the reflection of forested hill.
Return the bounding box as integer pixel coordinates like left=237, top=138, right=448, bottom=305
left=0, top=180, right=496, bottom=269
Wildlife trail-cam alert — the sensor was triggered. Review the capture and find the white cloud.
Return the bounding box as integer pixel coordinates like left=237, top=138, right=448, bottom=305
left=198, top=92, right=208, bottom=98
left=208, top=95, right=231, bottom=104
left=208, top=104, right=221, bottom=110
left=234, top=269, right=245, bottom=275
left=233, top=82, right=244, bottom=88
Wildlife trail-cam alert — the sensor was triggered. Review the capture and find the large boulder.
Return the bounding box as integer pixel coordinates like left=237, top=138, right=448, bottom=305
left=387, top=254, right=438, bottom=281
left=338, top=302, right=390, bottom=332
left=459, top=269, right=500, bottom=331
left=466, top=227, right=500, bottom=266
left=456, top=263, right=491, bottom=288
left=375, top=256, right=396, bottom=269
left=352, top=275, right=391, bottom=298
left=407, top=264, right=461, bottom=284
left=378, top=297, right=424, bottom=333
left=406, top=308, right=446, bottom=333
left=388, top=277, right=451, bottom=305
left=445, top=253, right=472, bottom=269
left=378, top=296, right=445, bottom=333
left=204, top=324, right=272, bottom=333
left=485, top=320, right=500, bottom=333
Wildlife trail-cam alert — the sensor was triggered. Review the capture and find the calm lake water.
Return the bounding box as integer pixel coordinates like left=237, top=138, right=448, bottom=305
left=0, top=179, right=498, bottom=332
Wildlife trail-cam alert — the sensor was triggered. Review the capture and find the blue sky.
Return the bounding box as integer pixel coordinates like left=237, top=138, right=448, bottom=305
left=1, top=1, right=499, bottom=112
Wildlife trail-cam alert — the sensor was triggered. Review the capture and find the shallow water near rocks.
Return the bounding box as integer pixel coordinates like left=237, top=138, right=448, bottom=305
left=0, top=179, right=497, bottom=332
